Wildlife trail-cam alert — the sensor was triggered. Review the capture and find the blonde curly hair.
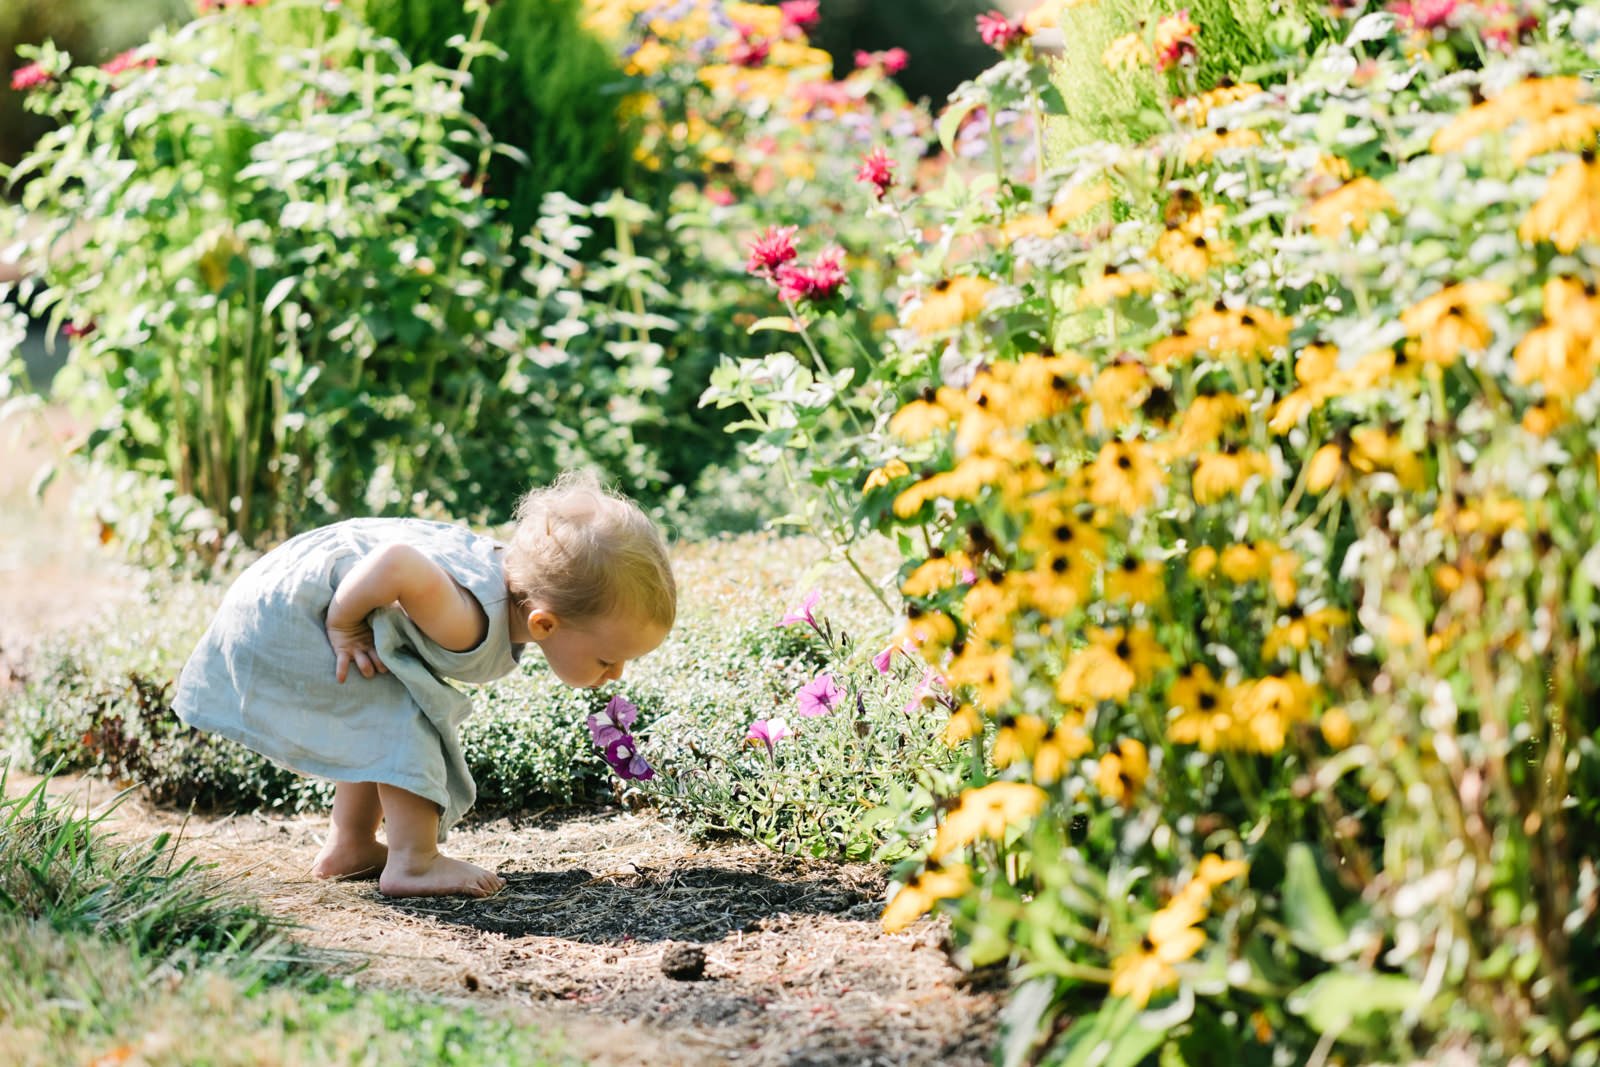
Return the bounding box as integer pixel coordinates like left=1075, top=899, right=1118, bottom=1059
left=503, top=471, right=676, bottom=629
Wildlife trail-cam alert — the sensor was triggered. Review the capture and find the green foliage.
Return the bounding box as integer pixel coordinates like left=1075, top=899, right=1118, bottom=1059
left=354, top=0, right=639, bottom=241
left=1045, top=0, right=1338, bottom=151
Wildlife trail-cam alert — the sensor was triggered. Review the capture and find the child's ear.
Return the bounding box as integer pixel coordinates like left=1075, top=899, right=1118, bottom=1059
left=525, top=608, right=559, bottom=640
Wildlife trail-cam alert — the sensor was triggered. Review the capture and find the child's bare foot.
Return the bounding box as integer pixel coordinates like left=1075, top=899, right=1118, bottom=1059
left=378, top=853, right=506, bottom=898
left=311, top=838, right=389, bottom=880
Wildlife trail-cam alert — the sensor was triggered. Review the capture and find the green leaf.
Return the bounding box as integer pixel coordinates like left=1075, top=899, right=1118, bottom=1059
left=937, top=98, right=983, bottom=157
left=999, top=976, right=1057, bottom=1067
left=1287, top=971, right=1421, bottom=1042
left=1045, top=998, right=1169, bottom=1067
left=747, top=316, right=800, bottom=335
left=1283, top=843, right=1348, bottom=957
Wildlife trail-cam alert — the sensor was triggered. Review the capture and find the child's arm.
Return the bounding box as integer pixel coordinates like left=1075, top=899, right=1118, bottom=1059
left=324, top=543, right=489, bottom=682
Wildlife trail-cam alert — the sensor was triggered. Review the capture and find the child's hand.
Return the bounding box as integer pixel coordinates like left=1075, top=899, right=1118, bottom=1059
left=326, top=618, right=388, bottom=683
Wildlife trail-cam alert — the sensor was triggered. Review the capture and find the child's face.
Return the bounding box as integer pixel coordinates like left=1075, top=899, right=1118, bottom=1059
left=526, top=608, right=668, bottom=689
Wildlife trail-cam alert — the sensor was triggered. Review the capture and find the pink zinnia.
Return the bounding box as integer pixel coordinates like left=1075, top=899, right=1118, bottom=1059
left=779, top=0, right=820, bottom=30
left=10, top=62, right=51, bottom=92
left=796, top=673, right=844, bottom=718
left=856, top=147, right=896, bottom=201
left=746, top=225, right=799, bottom=275
left=976, top=11, right=1025, bottom=50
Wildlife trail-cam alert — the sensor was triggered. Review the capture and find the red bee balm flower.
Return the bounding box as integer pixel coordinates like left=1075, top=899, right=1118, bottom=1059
left=776, top=247, right=847, bottom=303
left=855, top=48, right=909, bottom=75
left=10, top=63, right=51, bottom=92
left=729, top=33, right=771, bottom=67
left=856, top=148, right=897, bottom=201
left=746, top=225, right=799, bottom=275
left=976, top=11, right=1025, bottom=50
left=779, top=0, right=820, bottom=30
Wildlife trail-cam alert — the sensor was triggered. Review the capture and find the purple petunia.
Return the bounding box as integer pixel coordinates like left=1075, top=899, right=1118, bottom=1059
left=746, top=716, right=794, bottom=757
left=796, top=672, right=843, bottom=718
left=589, top=695, right=654, bottom=781
left=779, top=589, right=821, bottom=627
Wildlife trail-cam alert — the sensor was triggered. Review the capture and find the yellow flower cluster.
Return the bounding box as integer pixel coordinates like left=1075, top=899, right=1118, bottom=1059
left=1109, top=855, right=1248, bottom=1006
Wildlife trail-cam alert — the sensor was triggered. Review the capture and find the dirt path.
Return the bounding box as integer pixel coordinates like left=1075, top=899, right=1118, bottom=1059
left=20, top=773, right=1000, bottom=1066
left=1, top=413, right=1001, bottom=1066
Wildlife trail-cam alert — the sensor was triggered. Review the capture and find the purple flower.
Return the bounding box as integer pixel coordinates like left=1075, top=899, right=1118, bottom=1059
left=797, top=672, right=843, bottom=718
left=873, top=639, right=913, bottom=674
left=902, top=667, right=947, bottom=713
left=779, top=589, right=821, bottom=627
left=586, top=694, right=638, bottom=748
left=604, top=735, right=655, bottom=781
left=746, top=716, right=793, bottom=757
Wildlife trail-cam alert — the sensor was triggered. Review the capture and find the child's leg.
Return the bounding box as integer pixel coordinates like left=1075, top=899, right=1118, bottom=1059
left=311, top=781, right=389, bottom=880
left=375, top=783, right=506, bottom=898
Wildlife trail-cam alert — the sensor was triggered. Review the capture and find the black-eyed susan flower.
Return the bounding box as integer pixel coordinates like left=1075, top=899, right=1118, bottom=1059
left=1217, top=539, right=1278, bottom=583
left=1077, top=264, right=1158, bottom=308
left=1520, top=149, right=1600, bottom=253
left=1019, top=503, right=1105, bottom=559
left=1229, top=673, right=1314, bottom=754
left=1262, top=604, right=1348, bottom=659
left=1184, top=303, right=1293, bottom=356
left=1400, top=279, right=1509, bottom=366
left=889, top=385, right=967, bottom=442
left=906, top=276, right=995, bottom=335
left=1185, top=125, right=1262, bottom=165
left=992, top=712, right=1048, bottom=767
left=1109, top=894, right=1206, bottom=1006
left=897, top=605, right=958, bottom=658
left=1021, top=549, right=1095, bottom=615
left=1105, top=554, right=1165, bottom=604
left=1095, top=738, right=1150, bottom=806
left=1058, top=626, right=1168, bottom=706
left=1001, top=212, right=1060, bottom=244
left=900, top=548, right=973, bottom=597
left=1087, top=440, right=1164, bottom=513
left=1320, top=706, right=1354, bottom=749
left=881, top=858, right=973, bottom=933
left=1306, top=176, right=1395, bottom=237
left=948, top=646, right=1015, bottom=711
left=1269, top=344, right=1343, bottom=433
left=1513, top=325, right=1594, bottom=400
left=1154, top=227, right=1232, bottom=279
left=930, top=781, right=1049, bottom=859
left=1032, top=718, right=1093, bottom=784
left=963, top=574, right=1021, bottom=643
left=1175, top=78, right=1263, bottom=127
left=1172, top=390, right=1246, bottom=453
left=1431, top=76, right=1584, bottom=155
left=999, top=351, right=1092, bottom=424
left=1188, top=545, right=1218, bottom=579
left=1192, top=445, right=1271, bottom=504
left=944, top=703, right=983, bottom=746
left=1346, top=341, right=1424, bottom=390
left=1511, top=105, right=1600, bottom=167
left=863, top=458, right=912, bottom=493
left=1149, top=326, right=1208, bottom=364
left=1090, top=362, right=1152, bottom=430
left=1166, top=662, right=1235, bottom=752
left=1049, top=182, right=1113, bottom=227
left=1306, top=427, right=1424, bottom=493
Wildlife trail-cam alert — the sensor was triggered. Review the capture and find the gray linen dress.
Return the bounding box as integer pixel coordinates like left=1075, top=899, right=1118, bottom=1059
left=173, top=517, right=524, bottom=840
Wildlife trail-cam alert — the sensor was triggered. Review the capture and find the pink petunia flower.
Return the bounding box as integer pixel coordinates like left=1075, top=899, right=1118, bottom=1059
left=902, top=667, right=948, bottom=713
left=976, top=11, right=1025, bottom=50
left=10, top=63, right=52, bottom=92
left=779, top=1, right=820, bottom=31
left=746, top=225, right=799, bottom=276
left=797, top=672, right=844, bottom=718
left=873, top=639, right=915, bottom=674
left=779, top=589, right=821, bottom=627
left=856, top=147, right=896, bottom=201
left=746, top=716, right=794, bottom=756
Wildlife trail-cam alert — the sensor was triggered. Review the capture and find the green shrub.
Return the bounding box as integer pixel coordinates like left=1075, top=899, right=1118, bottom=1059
left=1, top=534, right=957, bottom=860
left=353, top=0, right=639, bottom=243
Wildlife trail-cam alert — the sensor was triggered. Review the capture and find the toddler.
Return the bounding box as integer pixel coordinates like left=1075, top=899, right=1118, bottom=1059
left=174, top=471, right=675, bottom=898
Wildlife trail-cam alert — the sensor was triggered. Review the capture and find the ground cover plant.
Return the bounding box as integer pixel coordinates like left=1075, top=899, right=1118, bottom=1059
left=0, top=768, right=575, bottom=1066
left=722, top=0, right=1600, bottom=1061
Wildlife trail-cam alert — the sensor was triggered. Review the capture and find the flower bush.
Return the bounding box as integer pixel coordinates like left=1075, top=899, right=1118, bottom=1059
left=742, top=0, right=1600, bottom=1060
